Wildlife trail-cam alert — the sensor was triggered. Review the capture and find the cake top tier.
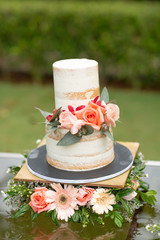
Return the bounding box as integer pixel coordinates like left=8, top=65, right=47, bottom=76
left=53, top=58, right=99, bottom=109
left=53, top=58, right=97, bottom=69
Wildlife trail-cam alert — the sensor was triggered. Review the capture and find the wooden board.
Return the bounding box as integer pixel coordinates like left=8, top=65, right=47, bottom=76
left=14, top=140, right=139, bottom=188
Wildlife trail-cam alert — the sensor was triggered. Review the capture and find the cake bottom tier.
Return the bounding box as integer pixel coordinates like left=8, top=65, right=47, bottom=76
left=46, top=130, right=115, bottom=171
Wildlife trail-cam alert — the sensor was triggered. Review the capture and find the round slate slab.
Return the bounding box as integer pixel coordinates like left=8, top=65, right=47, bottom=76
left=27, top=143, right=133, bottom=184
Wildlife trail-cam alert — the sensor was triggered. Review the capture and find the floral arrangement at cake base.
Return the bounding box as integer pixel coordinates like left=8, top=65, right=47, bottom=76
left=3, top=152, right=157, bottom=228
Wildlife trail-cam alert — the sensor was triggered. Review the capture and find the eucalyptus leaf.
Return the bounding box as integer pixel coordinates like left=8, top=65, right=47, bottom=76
left=50, top=107, right=62, bottom=122
left=35, top=107, right=52, bottom=119
left=57, top=131, right=82, bottom=146
left=83, top=125, right=94, bottom=135
left=14, top=204, right=31, bottom=218
left=50, top=120, right=60, bottom=127
left=100, top=87, right=109, bottom=103
left=103, top=129, right=114, bottom=141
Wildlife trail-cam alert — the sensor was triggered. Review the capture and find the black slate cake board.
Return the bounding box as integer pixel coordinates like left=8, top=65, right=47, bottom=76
left=26, top=143, right=133, bottom=184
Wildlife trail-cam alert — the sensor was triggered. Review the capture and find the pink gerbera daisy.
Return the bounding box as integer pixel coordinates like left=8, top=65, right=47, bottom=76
left=49, top=183, right=78, bottom=222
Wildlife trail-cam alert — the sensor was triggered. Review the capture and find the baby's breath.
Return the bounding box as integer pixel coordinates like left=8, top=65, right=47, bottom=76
left=146, top=224, right=160, bottom=235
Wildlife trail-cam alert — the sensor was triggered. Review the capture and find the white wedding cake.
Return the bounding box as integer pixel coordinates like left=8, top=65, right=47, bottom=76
left=45, top=59, right=118, bottom=171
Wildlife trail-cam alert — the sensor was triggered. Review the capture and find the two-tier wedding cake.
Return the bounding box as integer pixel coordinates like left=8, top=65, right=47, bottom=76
left=42, top=59, right=119, bottom=171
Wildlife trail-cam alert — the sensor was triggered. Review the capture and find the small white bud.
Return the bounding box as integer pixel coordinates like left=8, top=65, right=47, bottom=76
left=146, top=224, right=150, bottom=230
left=36, top=139, right=41, bottom=144
left=6, top=168, right=10, bottom=174
left=1, top=190, right=7, bottom=197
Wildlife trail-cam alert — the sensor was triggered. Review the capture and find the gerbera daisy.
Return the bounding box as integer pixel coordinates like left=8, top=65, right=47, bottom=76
left=90, top=188, right=116, bottom=214
left=49, top=183, right=78, bottom=222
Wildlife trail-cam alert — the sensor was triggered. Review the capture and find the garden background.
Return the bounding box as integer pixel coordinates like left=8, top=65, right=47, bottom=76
left=0, top=0, right=160, bottom=160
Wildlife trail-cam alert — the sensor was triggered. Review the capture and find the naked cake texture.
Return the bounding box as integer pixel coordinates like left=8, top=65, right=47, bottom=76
left=46, top=59, right=115, bottom=171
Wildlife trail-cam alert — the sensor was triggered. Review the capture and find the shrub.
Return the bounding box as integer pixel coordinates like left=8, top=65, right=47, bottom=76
left=0, top=1, right=160, bottom=88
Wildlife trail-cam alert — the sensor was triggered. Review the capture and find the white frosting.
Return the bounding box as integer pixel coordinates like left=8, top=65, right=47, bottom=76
left=46, top=58, right=115, bottom=171
left=46, top=132, right=114, bottom=171
left=53, top=58, right=97, bottom=69
left=47, top=131, right=113, bottom=157
left=53, top=59, right=99, bottom=109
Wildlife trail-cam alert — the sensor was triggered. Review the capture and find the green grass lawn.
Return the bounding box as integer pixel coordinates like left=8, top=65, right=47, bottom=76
left=0, top=82, right=160, bottom=160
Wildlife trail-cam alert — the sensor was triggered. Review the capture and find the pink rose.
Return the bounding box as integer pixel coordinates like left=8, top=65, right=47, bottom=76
left=77, top=187, right=95, bottom=206
left=122, top=191, right=137, bottom=201
left=104, top=104, right=120, bottom=127
left=75, top=101, right=106, bottom=131
left=29, top=187, right=54, bottom=214
left=59, top=110, right=83, bottom=134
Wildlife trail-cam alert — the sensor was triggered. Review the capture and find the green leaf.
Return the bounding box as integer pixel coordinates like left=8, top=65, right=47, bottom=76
left=114, top=217, right=123, bottom=228
left=89, top=213, right=95, bottom=226
left=138, top=190, right=157, bottom=205
left=100, top=87, right=109, bottom=103
left=31, top=208, right=38, bottom=221
left=110, top=213, right=114, bottom=220
left=139, top=180, right=149, bottom=191
left=51, top=210, right=59, bottom=226
left=115, top=194, right=120, bottom=202
left=35, top=107, right=52, bottom=119
left=114, top=211, right=123, bottom=223
left=120, top=199, right=130, bottom=215
left=105, top=212, right=111, bottom=218
left=50, top=107, right=62, bottom=122
left=57, top=131, right=82, bottom=146
left=72, top=210, right=80, bottom=223
left=103, top=128, right=114, bottom=141
left=50, top=120, right=60, bottom=127
left=118, top=188, right=134, bottom=197
left=14, top=204, right=31, bottom=218
left=83, top=125, right=94, bottom=135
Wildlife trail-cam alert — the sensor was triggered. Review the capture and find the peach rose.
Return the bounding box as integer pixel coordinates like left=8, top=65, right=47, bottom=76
left=29, top=187, right=54, bottom=214
left=59, top=110, right=83, bottom=134
left=104, top=104, right=120, bottom=127
left=131, top=180, right=139, bottom=190
left=77, top=187, right=95, bottom=206
left=75, top=101, right=106, bottom=131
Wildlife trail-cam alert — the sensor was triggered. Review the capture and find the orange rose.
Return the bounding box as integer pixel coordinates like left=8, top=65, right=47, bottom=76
left=29, top=187, right=54, bottom=214
left=75, top=101, right=106, bottom=130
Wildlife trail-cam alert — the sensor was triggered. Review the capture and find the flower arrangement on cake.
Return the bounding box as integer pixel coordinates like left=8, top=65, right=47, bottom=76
left=36, top=87, right=119, bottom=146
left=3, top=152, right=157, bottom=228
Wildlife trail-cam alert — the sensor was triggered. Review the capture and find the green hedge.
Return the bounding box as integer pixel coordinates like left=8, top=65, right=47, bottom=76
left=0, top=1, right=160, bottom=88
